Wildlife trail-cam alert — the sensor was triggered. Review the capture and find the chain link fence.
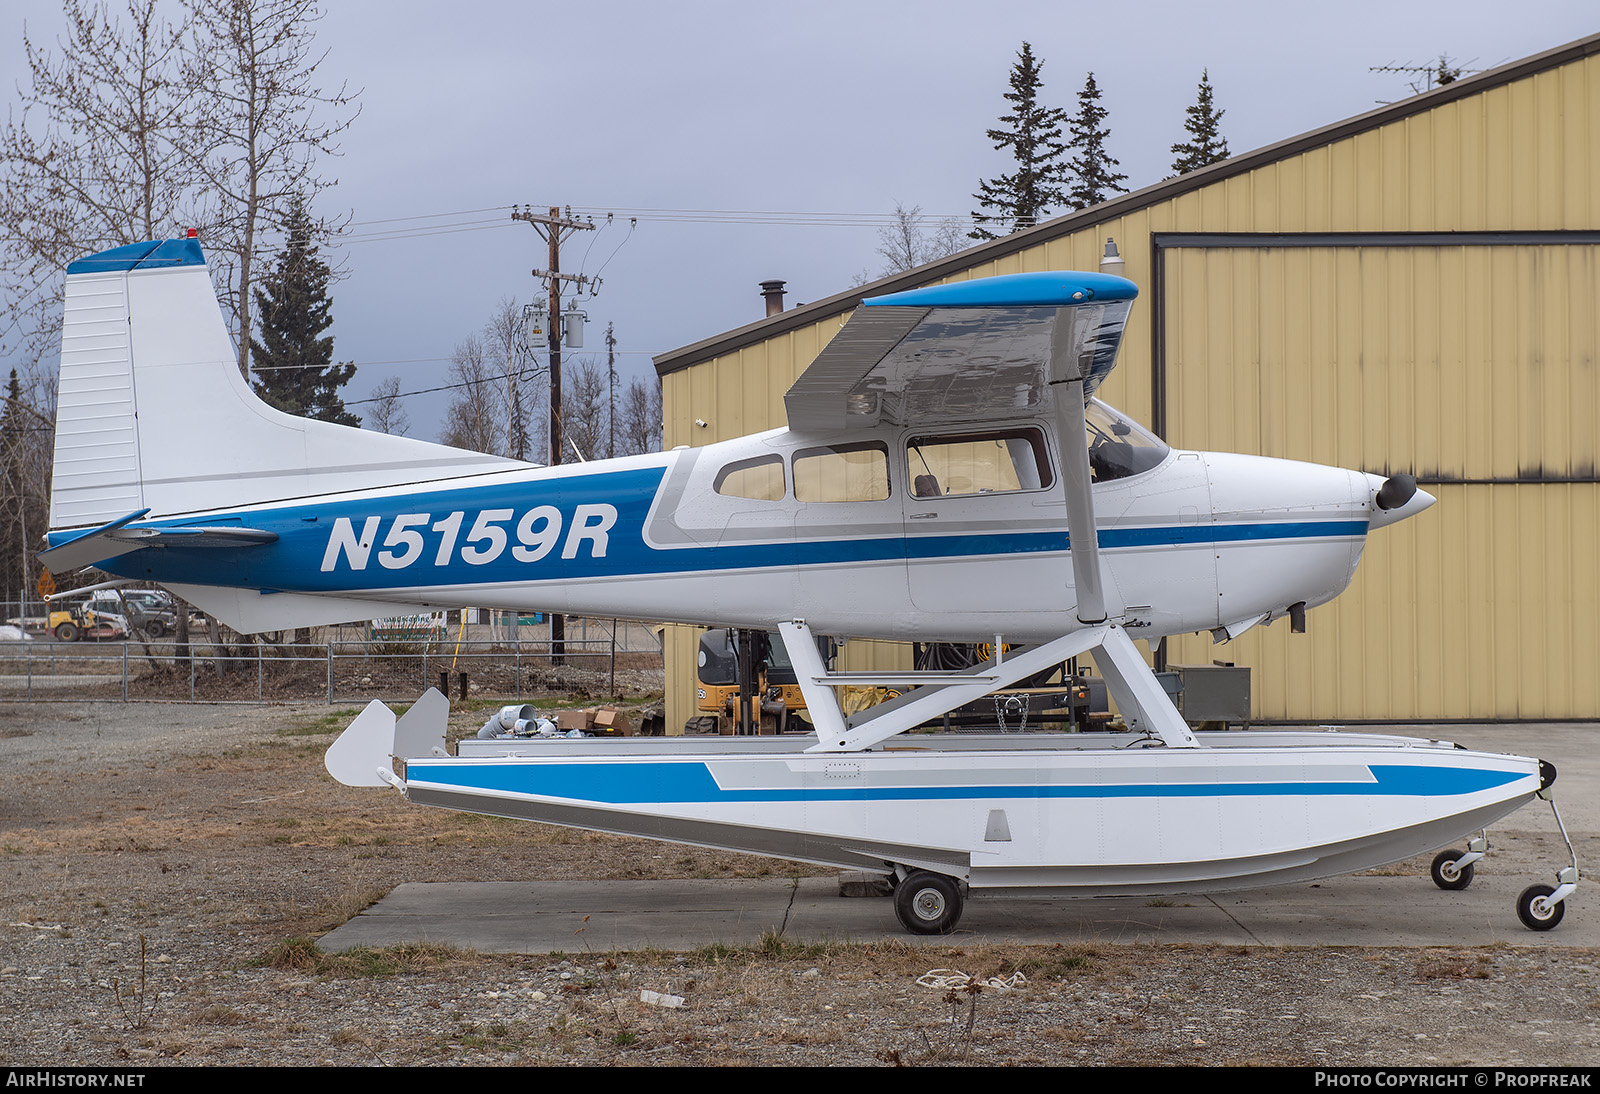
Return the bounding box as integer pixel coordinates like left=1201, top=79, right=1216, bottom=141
left=0, top=617, right=664, bottom=704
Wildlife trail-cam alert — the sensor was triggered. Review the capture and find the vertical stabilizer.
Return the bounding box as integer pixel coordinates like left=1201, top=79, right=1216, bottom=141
left=50, top=238, right=527, bottom=530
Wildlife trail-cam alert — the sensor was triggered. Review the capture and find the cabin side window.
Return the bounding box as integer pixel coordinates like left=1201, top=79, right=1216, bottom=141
left=713, top=455, right=786, bottom=501
left=905, top=428, right=1053, bottom=498
left=793, top=442, right=891, bottom=502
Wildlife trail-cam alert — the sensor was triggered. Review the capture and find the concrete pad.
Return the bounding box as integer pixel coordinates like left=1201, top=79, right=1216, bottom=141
left=320, top=868, right=1599, bottom=953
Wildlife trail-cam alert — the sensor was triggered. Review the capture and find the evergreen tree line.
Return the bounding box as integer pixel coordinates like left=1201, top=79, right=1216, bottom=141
left=971, top=43, right=1231, bottom=240
left=872, top=47, right=1232, bottom=277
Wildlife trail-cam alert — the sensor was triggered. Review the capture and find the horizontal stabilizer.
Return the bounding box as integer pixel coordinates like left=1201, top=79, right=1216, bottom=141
left=37, top=509, right=152, bottom=572
left=41, top=512, right=280, bottom=574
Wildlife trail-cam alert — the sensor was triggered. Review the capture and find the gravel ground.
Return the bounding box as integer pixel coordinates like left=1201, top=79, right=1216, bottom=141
left=2, top=700, right=1598, bottom=1067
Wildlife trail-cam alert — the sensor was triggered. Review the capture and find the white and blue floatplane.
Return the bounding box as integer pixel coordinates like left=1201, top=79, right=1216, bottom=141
left=42, top=239, right=1578, bottom=933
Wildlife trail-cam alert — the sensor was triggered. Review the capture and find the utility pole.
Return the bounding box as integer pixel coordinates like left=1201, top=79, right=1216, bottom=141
left=605, top=321, right=617, bottom=459
left=512, top=204, right=595, bottom=664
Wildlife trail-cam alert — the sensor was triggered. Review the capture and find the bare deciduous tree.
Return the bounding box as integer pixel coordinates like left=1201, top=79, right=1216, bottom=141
left=187, top=0, right=359, bottom=375
left=362, top=375, right=410, bottom=436
left=0, top=0, right=200, bottom=368
left=561, top=358, right=608, bottom=463
left=0, top=0, right=357, bottom=629
left=1, top=0, right=359, bottom=375
left=439, top=300, right=546, bottom=458
left=616, top=374, right=663, bottom=457
left=438, top=334, right=506, bottom=455
left=875, top=202, right=967, bottom=276
left=482, top=297, right=543, bottom=460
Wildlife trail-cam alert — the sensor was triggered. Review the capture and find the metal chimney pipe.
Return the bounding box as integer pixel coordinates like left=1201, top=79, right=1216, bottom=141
left=760, top=279, right=787, bottom=317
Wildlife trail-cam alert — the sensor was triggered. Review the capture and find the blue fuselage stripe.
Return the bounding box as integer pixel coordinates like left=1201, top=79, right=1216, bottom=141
left=407, top=762, right=1524, bottom=805
left=79, top=465, right=1368, bottom=593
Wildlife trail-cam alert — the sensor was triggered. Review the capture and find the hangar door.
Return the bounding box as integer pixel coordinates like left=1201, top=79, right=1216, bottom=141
left=1157, top=238, right=1600, bottom=721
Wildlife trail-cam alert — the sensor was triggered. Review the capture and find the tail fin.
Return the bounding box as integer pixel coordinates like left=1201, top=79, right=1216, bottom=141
left=50, top=237, right=524, bottom=530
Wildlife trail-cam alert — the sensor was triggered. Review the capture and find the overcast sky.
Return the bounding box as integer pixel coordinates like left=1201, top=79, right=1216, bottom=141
left=3, top=0, right=1595, bottom=443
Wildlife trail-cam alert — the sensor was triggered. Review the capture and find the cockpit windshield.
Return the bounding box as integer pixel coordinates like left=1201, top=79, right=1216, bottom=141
left=1086, top=399, right=1169, bottom=482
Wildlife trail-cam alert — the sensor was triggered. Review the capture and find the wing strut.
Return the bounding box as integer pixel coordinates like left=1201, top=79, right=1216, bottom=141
left=1045, top=302, right=1197, bottom=747
left=1053, top=377, right=1107, bottom=624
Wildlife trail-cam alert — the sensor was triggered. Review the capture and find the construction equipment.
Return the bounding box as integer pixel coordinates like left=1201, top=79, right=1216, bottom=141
left=694, top=628, right=813, bottom=735
left=41, top=598, right=128, bottom=642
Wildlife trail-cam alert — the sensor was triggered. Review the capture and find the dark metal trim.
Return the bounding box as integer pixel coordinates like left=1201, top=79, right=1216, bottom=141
left=1149, top=233, right=1168, bottom=439
left=1156, top=230, right=1600, bottom=249
left=1419, top=478, right=1600, bottom=486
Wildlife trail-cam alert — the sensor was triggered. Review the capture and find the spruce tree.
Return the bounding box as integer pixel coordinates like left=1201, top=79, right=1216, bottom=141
left=970, top=42, right=1070, bottom=240
left=2, top=369, right=35, bottom=601
left=1065, top=72, right=1128, bottom=211
left=1170, top=69, right=1230, bottom=176
left=249, top=197, right=358, bottom=425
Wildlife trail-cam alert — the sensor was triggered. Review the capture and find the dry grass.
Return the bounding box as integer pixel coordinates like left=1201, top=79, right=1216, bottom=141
left=1414, top=948, right=1494, bottom=980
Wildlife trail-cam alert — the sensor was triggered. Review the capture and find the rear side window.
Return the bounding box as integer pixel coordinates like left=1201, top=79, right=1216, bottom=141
left=714, top=455, right=786, bottom=501
left=794, top=442, right=890, bottom=502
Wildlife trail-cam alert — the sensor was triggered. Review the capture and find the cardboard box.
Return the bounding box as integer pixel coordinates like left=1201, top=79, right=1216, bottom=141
left=556, top=709, right=593, bottom=732
left=592, top=707, right=632, bottom=736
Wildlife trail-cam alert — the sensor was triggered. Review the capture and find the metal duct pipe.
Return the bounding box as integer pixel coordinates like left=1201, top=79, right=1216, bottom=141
left=760, top=279, right=786, bottom=317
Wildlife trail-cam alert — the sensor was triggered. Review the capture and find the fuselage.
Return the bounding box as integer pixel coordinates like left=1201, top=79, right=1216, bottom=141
left=86, top=399, right=1433, bottom=643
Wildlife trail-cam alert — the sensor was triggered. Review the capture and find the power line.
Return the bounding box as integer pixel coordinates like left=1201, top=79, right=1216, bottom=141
left=345, top=205, right=509, bottom=227
left=569, top=205, right=977, bottom=225
left=343, top=365, right=546, bottom=407
left=249, top=349, right=661, bottom=372
left=327, top=203, right=982, bottom=247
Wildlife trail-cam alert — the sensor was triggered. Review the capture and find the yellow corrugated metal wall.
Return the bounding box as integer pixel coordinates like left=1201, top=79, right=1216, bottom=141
left=1161, top=243, right=1600, bottom=719
left=661, top=48, right=1600, bottom=728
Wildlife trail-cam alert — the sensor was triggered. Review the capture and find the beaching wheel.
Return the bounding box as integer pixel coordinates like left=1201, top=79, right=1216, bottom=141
left=1516, top=884, right=1564, bottom=931
left=894, top=871, right=964, bottom=935
left=1430, top=849, right=1474, bottom=891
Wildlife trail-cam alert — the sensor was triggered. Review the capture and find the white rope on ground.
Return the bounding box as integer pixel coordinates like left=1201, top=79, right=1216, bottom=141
left=915, top=968, right=1028, bottom=993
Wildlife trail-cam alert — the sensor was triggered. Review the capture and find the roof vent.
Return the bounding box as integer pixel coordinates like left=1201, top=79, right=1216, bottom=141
left=760, top=279, right=787, bottom=317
